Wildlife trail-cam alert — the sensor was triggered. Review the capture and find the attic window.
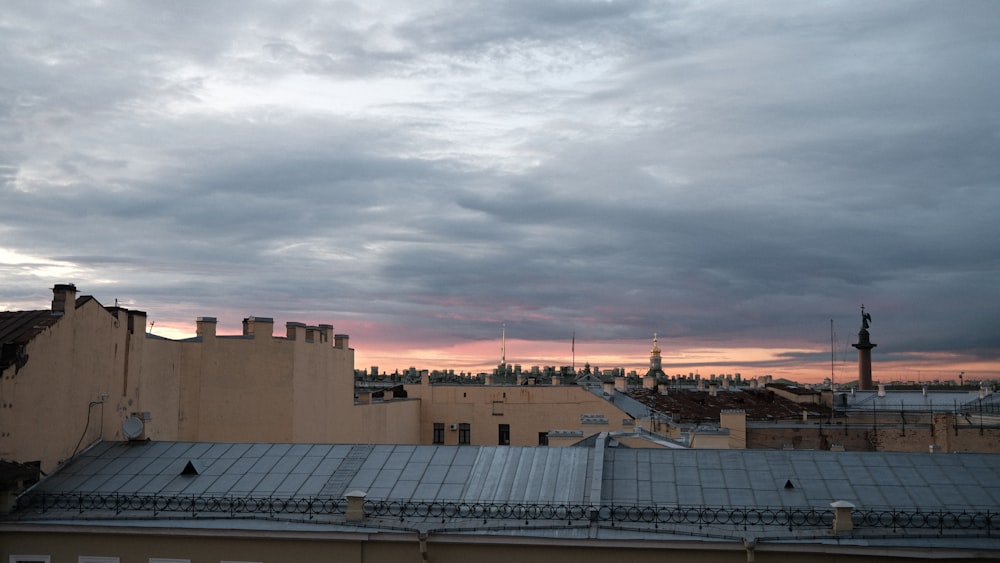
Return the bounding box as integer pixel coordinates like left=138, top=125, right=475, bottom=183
left=181, top=460, right=205, bottom=476
left=784, top=480, right=794, bottom=489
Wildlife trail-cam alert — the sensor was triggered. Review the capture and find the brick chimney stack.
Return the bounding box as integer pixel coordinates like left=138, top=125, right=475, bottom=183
left=51, top=284, right=77, bottom=317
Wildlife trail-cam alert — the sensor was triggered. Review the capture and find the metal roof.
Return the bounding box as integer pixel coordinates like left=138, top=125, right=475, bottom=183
left=603, top=448, right=1000, bottom=510
left=0, top=309, right=60, bottom=346
left=0, top=309, right=62, bottom=371
left=839, top=389, right=989, bottom=411
left=23, top=441, right=595, bottom=505
left=9, top=439, right=1000, bottom=550
left=19, top=439, right=1000, bottom=509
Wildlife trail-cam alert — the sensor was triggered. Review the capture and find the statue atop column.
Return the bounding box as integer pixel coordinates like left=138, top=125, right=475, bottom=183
left=853, top=305, right=876, bottom=390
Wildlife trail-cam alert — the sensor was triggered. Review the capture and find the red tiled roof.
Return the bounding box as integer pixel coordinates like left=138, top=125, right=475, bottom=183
left=627, top=387, right=832, bottom=423
left=765, top=382, right=821, bottom=396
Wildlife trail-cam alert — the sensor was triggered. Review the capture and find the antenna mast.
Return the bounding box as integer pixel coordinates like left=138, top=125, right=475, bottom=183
left=501, top=323, right=506, bottom=366
left=830, top=319, right=835, bottom=389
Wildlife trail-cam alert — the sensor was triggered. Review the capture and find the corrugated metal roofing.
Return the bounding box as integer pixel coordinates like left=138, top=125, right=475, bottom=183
left=29, top=441, right=596, bottom=505
left=11, top=438, right=1000, bottom=551
left=842, top=389, right=987, bottom=411
left=24, top=440, right=1000, bottom=511
left=603, top=448, right=1000, bottom=509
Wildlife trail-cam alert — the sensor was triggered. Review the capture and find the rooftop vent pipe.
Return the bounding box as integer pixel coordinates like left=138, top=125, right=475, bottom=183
left=830, top=500, right=855, bottom=533
left=345, top=490, right=367, bottom=521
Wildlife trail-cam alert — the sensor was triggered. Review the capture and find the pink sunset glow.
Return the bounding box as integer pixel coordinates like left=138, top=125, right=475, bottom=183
left=149, top=318, right=986, bottom=386
left=352, top=338, right=983, bottom=385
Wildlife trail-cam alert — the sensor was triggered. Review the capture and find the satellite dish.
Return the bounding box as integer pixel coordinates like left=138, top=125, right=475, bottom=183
left=122, top=416, right=144, bottom=440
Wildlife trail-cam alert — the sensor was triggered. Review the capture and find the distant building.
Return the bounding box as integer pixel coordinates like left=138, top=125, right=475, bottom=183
left=643, top=333, right=667, bottom=383
left=624, top=380, right=1000, bottom=453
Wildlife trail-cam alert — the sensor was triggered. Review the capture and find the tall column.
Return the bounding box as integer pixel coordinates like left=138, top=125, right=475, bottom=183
left=851, top=306, right=876, bottom=390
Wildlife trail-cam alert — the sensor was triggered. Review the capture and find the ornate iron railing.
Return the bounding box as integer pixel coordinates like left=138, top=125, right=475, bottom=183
left=14, top=492, right=998, bottom=532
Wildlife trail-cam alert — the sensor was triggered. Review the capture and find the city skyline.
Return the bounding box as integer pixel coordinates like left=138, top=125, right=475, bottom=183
left=4, top=284, right=988, bottom=385
left=2, top=2, right=998, bottom=384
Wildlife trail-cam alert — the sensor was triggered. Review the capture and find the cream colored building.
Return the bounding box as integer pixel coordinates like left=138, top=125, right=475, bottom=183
left=1, top=285, right=636, bottom=475
left=398, top=376, right=634, bottom=447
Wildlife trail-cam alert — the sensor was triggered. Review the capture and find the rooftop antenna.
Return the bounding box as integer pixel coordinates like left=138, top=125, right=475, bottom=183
left=830, top=319, right=835, bottom=389
left=572, top=331, right=576, bottom=372
left=501, top=322, right=506, bottom=366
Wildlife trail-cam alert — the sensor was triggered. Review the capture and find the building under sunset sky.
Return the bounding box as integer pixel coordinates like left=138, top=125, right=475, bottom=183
left=1, top=2, right=998, bottom=384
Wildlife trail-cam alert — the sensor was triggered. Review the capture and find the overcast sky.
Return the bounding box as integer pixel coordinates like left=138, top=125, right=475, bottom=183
left=2, top=1, right=998, bottom=381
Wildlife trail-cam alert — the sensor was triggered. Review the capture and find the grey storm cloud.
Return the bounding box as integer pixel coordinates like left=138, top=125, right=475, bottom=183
left=1, top=0, right=998, bottom=375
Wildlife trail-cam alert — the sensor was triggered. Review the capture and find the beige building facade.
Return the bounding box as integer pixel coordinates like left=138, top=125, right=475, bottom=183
left=1, top=285, right=636, bottom=474
left=405, top=380, right=634, bottom=447
left=1, top=286, right=361, bottom=472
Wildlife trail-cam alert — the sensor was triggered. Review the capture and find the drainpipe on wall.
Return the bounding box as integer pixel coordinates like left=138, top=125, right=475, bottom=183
left=418, top=531, right=429, bottom=562
left=743, top=537, right=757, bottom=562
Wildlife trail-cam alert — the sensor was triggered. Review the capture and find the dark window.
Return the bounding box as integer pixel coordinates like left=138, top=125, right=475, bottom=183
left=538, top=432, right=549, bottom=446
left=499, top=424, right=510, bottom=445
left=458, top=423, right=471, bottom=445
left=433, top=423, right=444, bottom=444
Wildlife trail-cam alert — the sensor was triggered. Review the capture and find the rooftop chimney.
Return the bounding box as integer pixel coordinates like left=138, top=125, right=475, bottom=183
left=319, top=324, right=333, bottom=343
left=242, top=316, right=274, bottom=338
left=196, top=317, right=217, bottom=339
left=286, top=322, right=306, bottom=340
left=51, top=283, right=77, bottom=315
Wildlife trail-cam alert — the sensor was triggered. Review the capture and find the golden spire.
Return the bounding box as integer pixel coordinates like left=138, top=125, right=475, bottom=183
left=651, top=332, right=661, bottom=357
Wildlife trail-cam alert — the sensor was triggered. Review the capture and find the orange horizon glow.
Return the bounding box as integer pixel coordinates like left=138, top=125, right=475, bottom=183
left=146, top=321, right=994, bottom=386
